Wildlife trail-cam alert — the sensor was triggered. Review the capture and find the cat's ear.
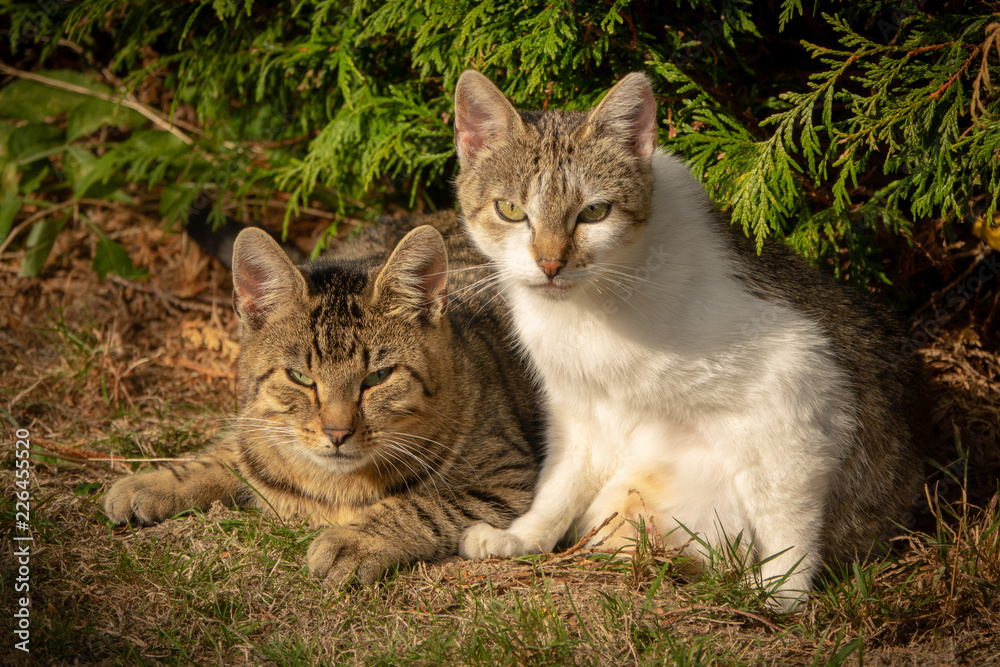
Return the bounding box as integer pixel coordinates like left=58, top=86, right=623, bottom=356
left=454, top=70, right=520, bottom=168
left=587, top=72, right=658, bottom=159
left=231, top=228, right=307, bottom=331
left=373, top=225, right=449, bottom=324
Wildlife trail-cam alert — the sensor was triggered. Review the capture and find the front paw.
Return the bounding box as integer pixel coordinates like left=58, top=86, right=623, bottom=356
left=103, top=474, right=183, bottom=525
left=459, top=522, right=535, bottom=558
left=307, top=527, right=385, bottom=585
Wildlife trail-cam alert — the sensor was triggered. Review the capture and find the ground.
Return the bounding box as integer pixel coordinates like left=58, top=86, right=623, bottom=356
left=1, top=196, right=999, bottom=665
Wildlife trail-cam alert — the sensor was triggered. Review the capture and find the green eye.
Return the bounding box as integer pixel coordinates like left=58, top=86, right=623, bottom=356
left=361, top=367, right=393, bottom=389
left=577, top=202, right=611, bottom=223
left=289, top=369, right=315, bottom=387
left=495, top=200, right=527, bottom=222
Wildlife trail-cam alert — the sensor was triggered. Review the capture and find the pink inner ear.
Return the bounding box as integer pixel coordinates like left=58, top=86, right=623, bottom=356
left=632, top=87, right=658, bottom=158
left=456, top=129, right=481, bottom=161
left=234, top=262, right=271, bottom=315
left=419, top=253, right=448, bottom=309
left=455, top=88, right=506, bottom=162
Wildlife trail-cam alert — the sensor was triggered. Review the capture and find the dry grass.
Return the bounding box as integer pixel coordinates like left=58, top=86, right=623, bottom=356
left=2, top=199, right=999, bottom=666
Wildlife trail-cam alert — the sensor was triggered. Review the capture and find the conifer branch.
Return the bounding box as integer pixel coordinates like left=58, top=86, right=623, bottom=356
left=930, top=46, right=982, bottom=99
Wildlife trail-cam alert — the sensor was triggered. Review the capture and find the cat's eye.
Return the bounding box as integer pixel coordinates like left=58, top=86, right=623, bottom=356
left=495, top=200, right=527, bottom=222
left=361, top=367, right=393, bottom=389
left=289, top=369, right=315, bottom=387
left=577, top=202, right=611, bottom=223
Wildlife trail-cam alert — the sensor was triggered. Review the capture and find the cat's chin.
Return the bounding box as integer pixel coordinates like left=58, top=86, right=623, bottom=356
left=312, top=450, right=366, bottom=472
left=526, top=280, right=576, bottom=299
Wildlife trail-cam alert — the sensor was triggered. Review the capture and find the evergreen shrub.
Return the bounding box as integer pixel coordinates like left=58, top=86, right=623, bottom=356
left=1, top=0, right=997, bottom=287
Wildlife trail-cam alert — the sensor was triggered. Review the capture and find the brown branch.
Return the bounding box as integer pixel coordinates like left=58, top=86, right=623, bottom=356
left=164, top=357, right=237, bottom=379
left=108, top=275, right=225, bottom=315
left=911, top=246, right=991, bottom=320
left=0, top=63, right=194, bottom=145
left=907, top=42, right=956, bottom=57
left=558, top=512, right=619, bottom=557
left=930, top=46, right=981, bottom=100
left=0, top=199, right=77, bottom=255
left=654, top=604, right=784, bottom=633
left=971, top=23, right=1000, bottom=120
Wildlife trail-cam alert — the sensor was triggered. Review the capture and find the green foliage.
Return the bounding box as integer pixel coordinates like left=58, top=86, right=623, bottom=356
left=20, top=212, right=66, bottom=277
left=1, top=0, right=997, bottom=286
left=89, top=218, right=148, bottom=279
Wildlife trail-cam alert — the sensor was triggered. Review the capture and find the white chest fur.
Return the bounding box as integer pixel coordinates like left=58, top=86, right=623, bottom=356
left=462, top=152, right=855, bottom=611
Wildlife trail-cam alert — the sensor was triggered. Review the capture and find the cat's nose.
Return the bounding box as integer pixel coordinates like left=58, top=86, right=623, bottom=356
left=323, top=427, right=353, bottom=446
left=537, top=258, right=565, bottom=278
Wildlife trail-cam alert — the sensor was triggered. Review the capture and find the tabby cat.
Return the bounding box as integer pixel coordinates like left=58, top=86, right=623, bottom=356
left=453, top=70, right=925, bottom=610
left=103, top=212, right=543, bottom=584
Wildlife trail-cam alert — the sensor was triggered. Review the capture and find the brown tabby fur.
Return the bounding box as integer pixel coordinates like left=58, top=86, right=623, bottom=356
left=103, top=212, right=543, bottom=584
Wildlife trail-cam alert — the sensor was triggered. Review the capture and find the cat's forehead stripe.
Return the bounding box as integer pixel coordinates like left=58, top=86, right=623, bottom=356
left=525, top=162, right=580, bottom=223
left=510, top=114, right=594, bottom=217
left=312, top=319, right=360, bottom=364
left=304, top=290, right=373, bottom=364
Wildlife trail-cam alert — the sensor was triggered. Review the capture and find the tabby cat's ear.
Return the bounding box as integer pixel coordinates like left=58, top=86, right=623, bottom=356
left=373, top=225, right=449, bottom=324
left=587, top=72, right=658, bottom=159
left=231, top=228, right=307, bottom=331
left=454, top=70, right=521, bottom=168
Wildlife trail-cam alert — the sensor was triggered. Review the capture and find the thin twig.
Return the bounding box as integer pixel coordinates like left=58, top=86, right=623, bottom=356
left=0, top=199, right=76, bottom=254
left=971, top=23, right=1000, bottom=121
left=165, top=357, right=237, bottom=379
left=907, top=42, right=956, bottom=56
left=555, top=512, right=619, bottom=559
left=911, top=246, right=991, bottom=320
left=108, top=275, right=225, bottom=315
left=929, top=46, right=981, bottom=99
left=53, top=38, right=207, bottom=136
left=0, top=62, right=194, bottom=145
left=77, top=198, right=161, bottom=228
left=655, top=604, right=784, bottom=633
left=9, top=376, right=45, bottom=413
left=82, top=457, right=189, bottom=463
left=236, top=198, right=343, bottom=220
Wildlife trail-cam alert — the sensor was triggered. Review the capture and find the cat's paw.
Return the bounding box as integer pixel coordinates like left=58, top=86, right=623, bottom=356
left=103, top=473, right=184, bottom=525
left=307, top=527, right=385, bottom=585
left=459, top=522, right=535, bottom=558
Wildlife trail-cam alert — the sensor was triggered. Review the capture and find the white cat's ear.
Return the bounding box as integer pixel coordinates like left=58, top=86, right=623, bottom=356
left=588, top=72, right=658, bottom=159
left=231, top=227, right=307, bottom=330
left=374, top=225, right=449, bottom=324
left=454, top=70, right=520, bottom=167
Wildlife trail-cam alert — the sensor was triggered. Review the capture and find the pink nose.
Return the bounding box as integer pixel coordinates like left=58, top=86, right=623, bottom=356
left=323, top=428, right=353, bottom=446
left=537, top=258, right=564, bottom=278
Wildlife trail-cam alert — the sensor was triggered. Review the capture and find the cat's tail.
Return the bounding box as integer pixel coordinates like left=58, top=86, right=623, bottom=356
left=184, top=196, right=304, bottom=268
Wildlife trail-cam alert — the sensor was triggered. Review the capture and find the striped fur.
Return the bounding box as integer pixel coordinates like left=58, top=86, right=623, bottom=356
left=103, top=212, right=543, bottom=584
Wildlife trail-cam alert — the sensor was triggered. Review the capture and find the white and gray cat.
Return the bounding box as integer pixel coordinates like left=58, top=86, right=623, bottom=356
left=453, top=70, right=925, bottom=611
